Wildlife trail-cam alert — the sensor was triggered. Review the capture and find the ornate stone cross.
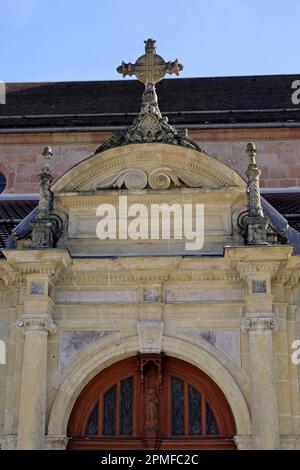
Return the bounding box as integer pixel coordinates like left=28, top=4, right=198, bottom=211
left=96, top=39, right=204, bottom=153
left=117, top=38, right=183, bottom=85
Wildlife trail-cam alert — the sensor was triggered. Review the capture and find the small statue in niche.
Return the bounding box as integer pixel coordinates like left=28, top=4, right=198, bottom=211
left=144, top=388, right=159, bottom=428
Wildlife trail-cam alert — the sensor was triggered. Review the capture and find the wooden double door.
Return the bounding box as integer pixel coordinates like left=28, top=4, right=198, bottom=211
left=67, top=355, right=236, bottom=450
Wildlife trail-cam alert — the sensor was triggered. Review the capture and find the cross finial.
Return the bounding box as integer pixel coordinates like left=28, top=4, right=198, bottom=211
left=117, top=38, right=183, bottom=86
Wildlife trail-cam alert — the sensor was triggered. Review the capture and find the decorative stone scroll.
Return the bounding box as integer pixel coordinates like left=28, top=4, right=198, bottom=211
left=96, top=167, right=203, bottom=191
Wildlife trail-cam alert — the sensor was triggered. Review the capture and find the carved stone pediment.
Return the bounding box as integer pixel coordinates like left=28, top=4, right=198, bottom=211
left=52, top=143, right=246, bottom=193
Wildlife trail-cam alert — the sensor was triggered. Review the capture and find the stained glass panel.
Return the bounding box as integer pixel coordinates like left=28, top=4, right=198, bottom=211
left=171, top=377, right=184, bottom=435
left=120, top=376, right=133, bottom=435
left=188, top=385, right=202, bottom=435
left=206, top=402, right=219, bottom=435
left=103, top=385, right=116, bottom=435
left=86, top=401, right=98, bottom=435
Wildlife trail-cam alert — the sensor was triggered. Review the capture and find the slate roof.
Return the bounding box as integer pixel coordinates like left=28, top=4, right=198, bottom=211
left=0, top=199, right=38, bottom=248
left=0, top=193, right=299, bottom=250
left=263, top=192, right=300, bottom=233
left=1, top=74, right=300, bottom=130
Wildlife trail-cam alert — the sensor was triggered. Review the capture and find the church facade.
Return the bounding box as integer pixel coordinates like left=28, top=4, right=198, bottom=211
left=0, top=40, right=300, bottom=450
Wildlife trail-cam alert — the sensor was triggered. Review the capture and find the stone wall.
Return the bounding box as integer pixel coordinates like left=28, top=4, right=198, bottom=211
left=0, top=127, right=300, bottom=193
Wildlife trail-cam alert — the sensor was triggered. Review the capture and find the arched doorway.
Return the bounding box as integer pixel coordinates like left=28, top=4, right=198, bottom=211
left=67, top=355, right=236, bottom=450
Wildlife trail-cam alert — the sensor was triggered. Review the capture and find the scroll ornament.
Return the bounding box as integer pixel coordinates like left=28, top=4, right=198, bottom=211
left=96, top=167, right=203, bottom=191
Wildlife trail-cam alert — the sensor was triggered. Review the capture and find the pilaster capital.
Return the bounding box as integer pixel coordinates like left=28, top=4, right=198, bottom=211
left=16, top=317, right=57, bottom=335
left=241, top=315, right=278, bottom=333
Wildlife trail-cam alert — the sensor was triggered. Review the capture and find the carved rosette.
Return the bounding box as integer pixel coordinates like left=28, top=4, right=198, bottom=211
left=16, top=318, right=57, bottom=335
left=241, top=316, right=278, bottom=332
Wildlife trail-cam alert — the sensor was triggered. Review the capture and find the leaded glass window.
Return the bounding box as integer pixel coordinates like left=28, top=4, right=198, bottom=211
left=189, top=385, right=202, bottom=435
left=120, top=376, right=133, bottom=436
left=171, top=377, right=184, bottom=435
left=86, top=401, right=98, bottom=435
left=103, top=385, right=116, bottom=435
left=206, top=402, right=219, bottom=435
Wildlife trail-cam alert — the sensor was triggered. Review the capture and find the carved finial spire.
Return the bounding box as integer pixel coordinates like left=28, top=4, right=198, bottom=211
left=241, top=142, right=269, bottom=245
left=246, top=142, right=257, bottom=165
left=31, top=146, right=54, bottom=248
left=42, top=145, right=52, bottom=159
left=144, top=38, right=156, bottom=54
left=96, top=40, right=204, bottom=154
left=245, top=142, right=263, bottom=218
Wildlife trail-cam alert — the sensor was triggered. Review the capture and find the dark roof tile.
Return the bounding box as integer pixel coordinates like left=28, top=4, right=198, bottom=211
left=1, top=75, right=300, bottom=129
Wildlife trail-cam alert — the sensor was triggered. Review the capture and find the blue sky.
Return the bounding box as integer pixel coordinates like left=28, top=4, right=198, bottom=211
left=0, top=0, right=299, bottom=82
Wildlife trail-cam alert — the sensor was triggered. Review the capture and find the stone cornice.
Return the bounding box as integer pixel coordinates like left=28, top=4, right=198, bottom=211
left=237, top=262, right=280, bottom=280
left=58, top=268, right=241, bottom=287
left=54, top=186, right=243, bottom=210
left=275, top=269, right=300, bottom=288
left=2, top=249, right=72, bottom=280
left=225, top=245, right=294, bottom=263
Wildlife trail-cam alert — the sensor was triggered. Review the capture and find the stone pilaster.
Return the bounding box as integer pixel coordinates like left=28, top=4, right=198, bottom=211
left=16, top=318, right=57, bottom=450
left=242, top=315, right=279, bottom=449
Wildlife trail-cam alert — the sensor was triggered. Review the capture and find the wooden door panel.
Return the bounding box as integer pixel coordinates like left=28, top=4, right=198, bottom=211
left=67, top=355, right=236, bottom=450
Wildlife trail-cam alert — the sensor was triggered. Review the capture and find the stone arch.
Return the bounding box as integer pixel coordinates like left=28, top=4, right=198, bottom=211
left=47, top=334, right=251, bottom=440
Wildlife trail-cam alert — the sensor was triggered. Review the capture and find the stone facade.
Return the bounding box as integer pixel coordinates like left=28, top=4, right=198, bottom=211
left=0, top=138, right=300, bottom=450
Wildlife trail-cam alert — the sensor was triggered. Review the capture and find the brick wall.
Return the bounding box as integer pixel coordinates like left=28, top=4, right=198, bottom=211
left=0, top=127, right=299, bottom=194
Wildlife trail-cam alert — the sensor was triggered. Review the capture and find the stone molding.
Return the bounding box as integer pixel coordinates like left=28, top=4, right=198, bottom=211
left=45, top=434, right=68, bottom=450
left=241, top=315, right=278, bottom=332
left=58, top=268, right=241, bottom=287
left=237, top=262, right=280, bottom=280
left=55, top=188, right=242, bottom=207
left=234, top=434, right=253, bottom=450
left=137, top=320, right=163, bottom=353
left=16, top=317, right=57, bottom=335
left=0, top=434, right=17, bottom=450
